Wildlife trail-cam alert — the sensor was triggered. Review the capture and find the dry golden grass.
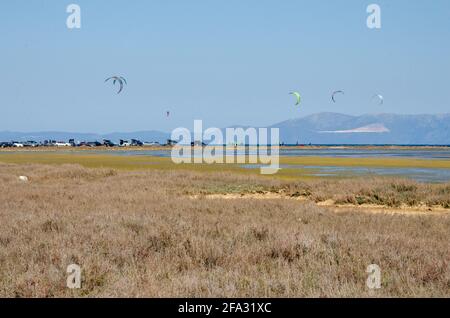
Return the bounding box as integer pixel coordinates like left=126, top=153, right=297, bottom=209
left=0, top=163, right=449, bottom=297
left=279, top=178, right=450, bottom=209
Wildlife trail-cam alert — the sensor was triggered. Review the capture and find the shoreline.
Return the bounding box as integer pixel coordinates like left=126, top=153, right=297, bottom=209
left=0, top=144, right=449, bottom=153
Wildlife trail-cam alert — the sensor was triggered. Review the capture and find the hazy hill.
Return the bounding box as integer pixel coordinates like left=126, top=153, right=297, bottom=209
left=271, top=113, right=450, bottom=145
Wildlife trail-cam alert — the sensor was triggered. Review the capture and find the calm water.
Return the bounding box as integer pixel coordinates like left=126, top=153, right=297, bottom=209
left=74, top=147, right=450, bottom=160
left=252, top=165, right=450, bottom=183
left=278, top=148, right=450, bottom=159
left=302, top=166, right=450, bottom=183
left=98, top=147, right=450, bottom=183
left=3, top=147, right=450, bottom=183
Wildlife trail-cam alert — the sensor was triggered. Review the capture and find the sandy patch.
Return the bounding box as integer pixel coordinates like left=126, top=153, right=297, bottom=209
left=190, top=192, right=307, bottom=201
left=189, top=192, right=450, bottom=215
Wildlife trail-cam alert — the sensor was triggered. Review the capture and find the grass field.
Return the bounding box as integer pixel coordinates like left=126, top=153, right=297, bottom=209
left=0, top=152, right=449, bottom=297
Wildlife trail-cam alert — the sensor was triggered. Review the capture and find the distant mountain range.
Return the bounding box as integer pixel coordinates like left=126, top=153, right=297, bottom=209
left=1, top=113, right=449, bottom=145
left=271, top=113, right=450, bottom=145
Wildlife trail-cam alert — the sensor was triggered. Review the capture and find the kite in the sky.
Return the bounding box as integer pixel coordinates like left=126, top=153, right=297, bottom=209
left=331, top=90, right=344, bottom=103
left=166, top=111, right=170, bottom=117
left=105, top=76, right=127, bottom=94
left=372, top=94, right=384, bottom=105
left=290, top=92, right=301, bottom=106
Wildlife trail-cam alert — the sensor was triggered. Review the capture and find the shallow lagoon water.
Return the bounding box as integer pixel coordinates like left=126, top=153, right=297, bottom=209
left=289, top=165, right=450, bottom=183
left=157, top=147, right=450, bottom=183
left=92, top=148, right=450, bottom=160
left=240, top=163, right=450, bottom=183
left=3, top=147, right=450, bottom=183
left=7, top=147, right=450, bottom=160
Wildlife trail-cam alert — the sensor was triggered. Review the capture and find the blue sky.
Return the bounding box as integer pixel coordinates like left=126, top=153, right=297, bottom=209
left=1, top=0, right=449, bottom=133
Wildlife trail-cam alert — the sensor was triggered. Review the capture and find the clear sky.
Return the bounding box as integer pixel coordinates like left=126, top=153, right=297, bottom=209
left=1, top=0, right=449, bottom=133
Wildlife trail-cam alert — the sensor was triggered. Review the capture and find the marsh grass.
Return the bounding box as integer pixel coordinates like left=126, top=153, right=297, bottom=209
left=0, top=163, right=449, bottom=297
left=1, top=152, right=450, bottom=177
left=280, top=178, right=450, bottom=208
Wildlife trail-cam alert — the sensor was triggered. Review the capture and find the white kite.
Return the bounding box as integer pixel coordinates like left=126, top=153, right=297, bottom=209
left=372, top=94, right=384, bottom=105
